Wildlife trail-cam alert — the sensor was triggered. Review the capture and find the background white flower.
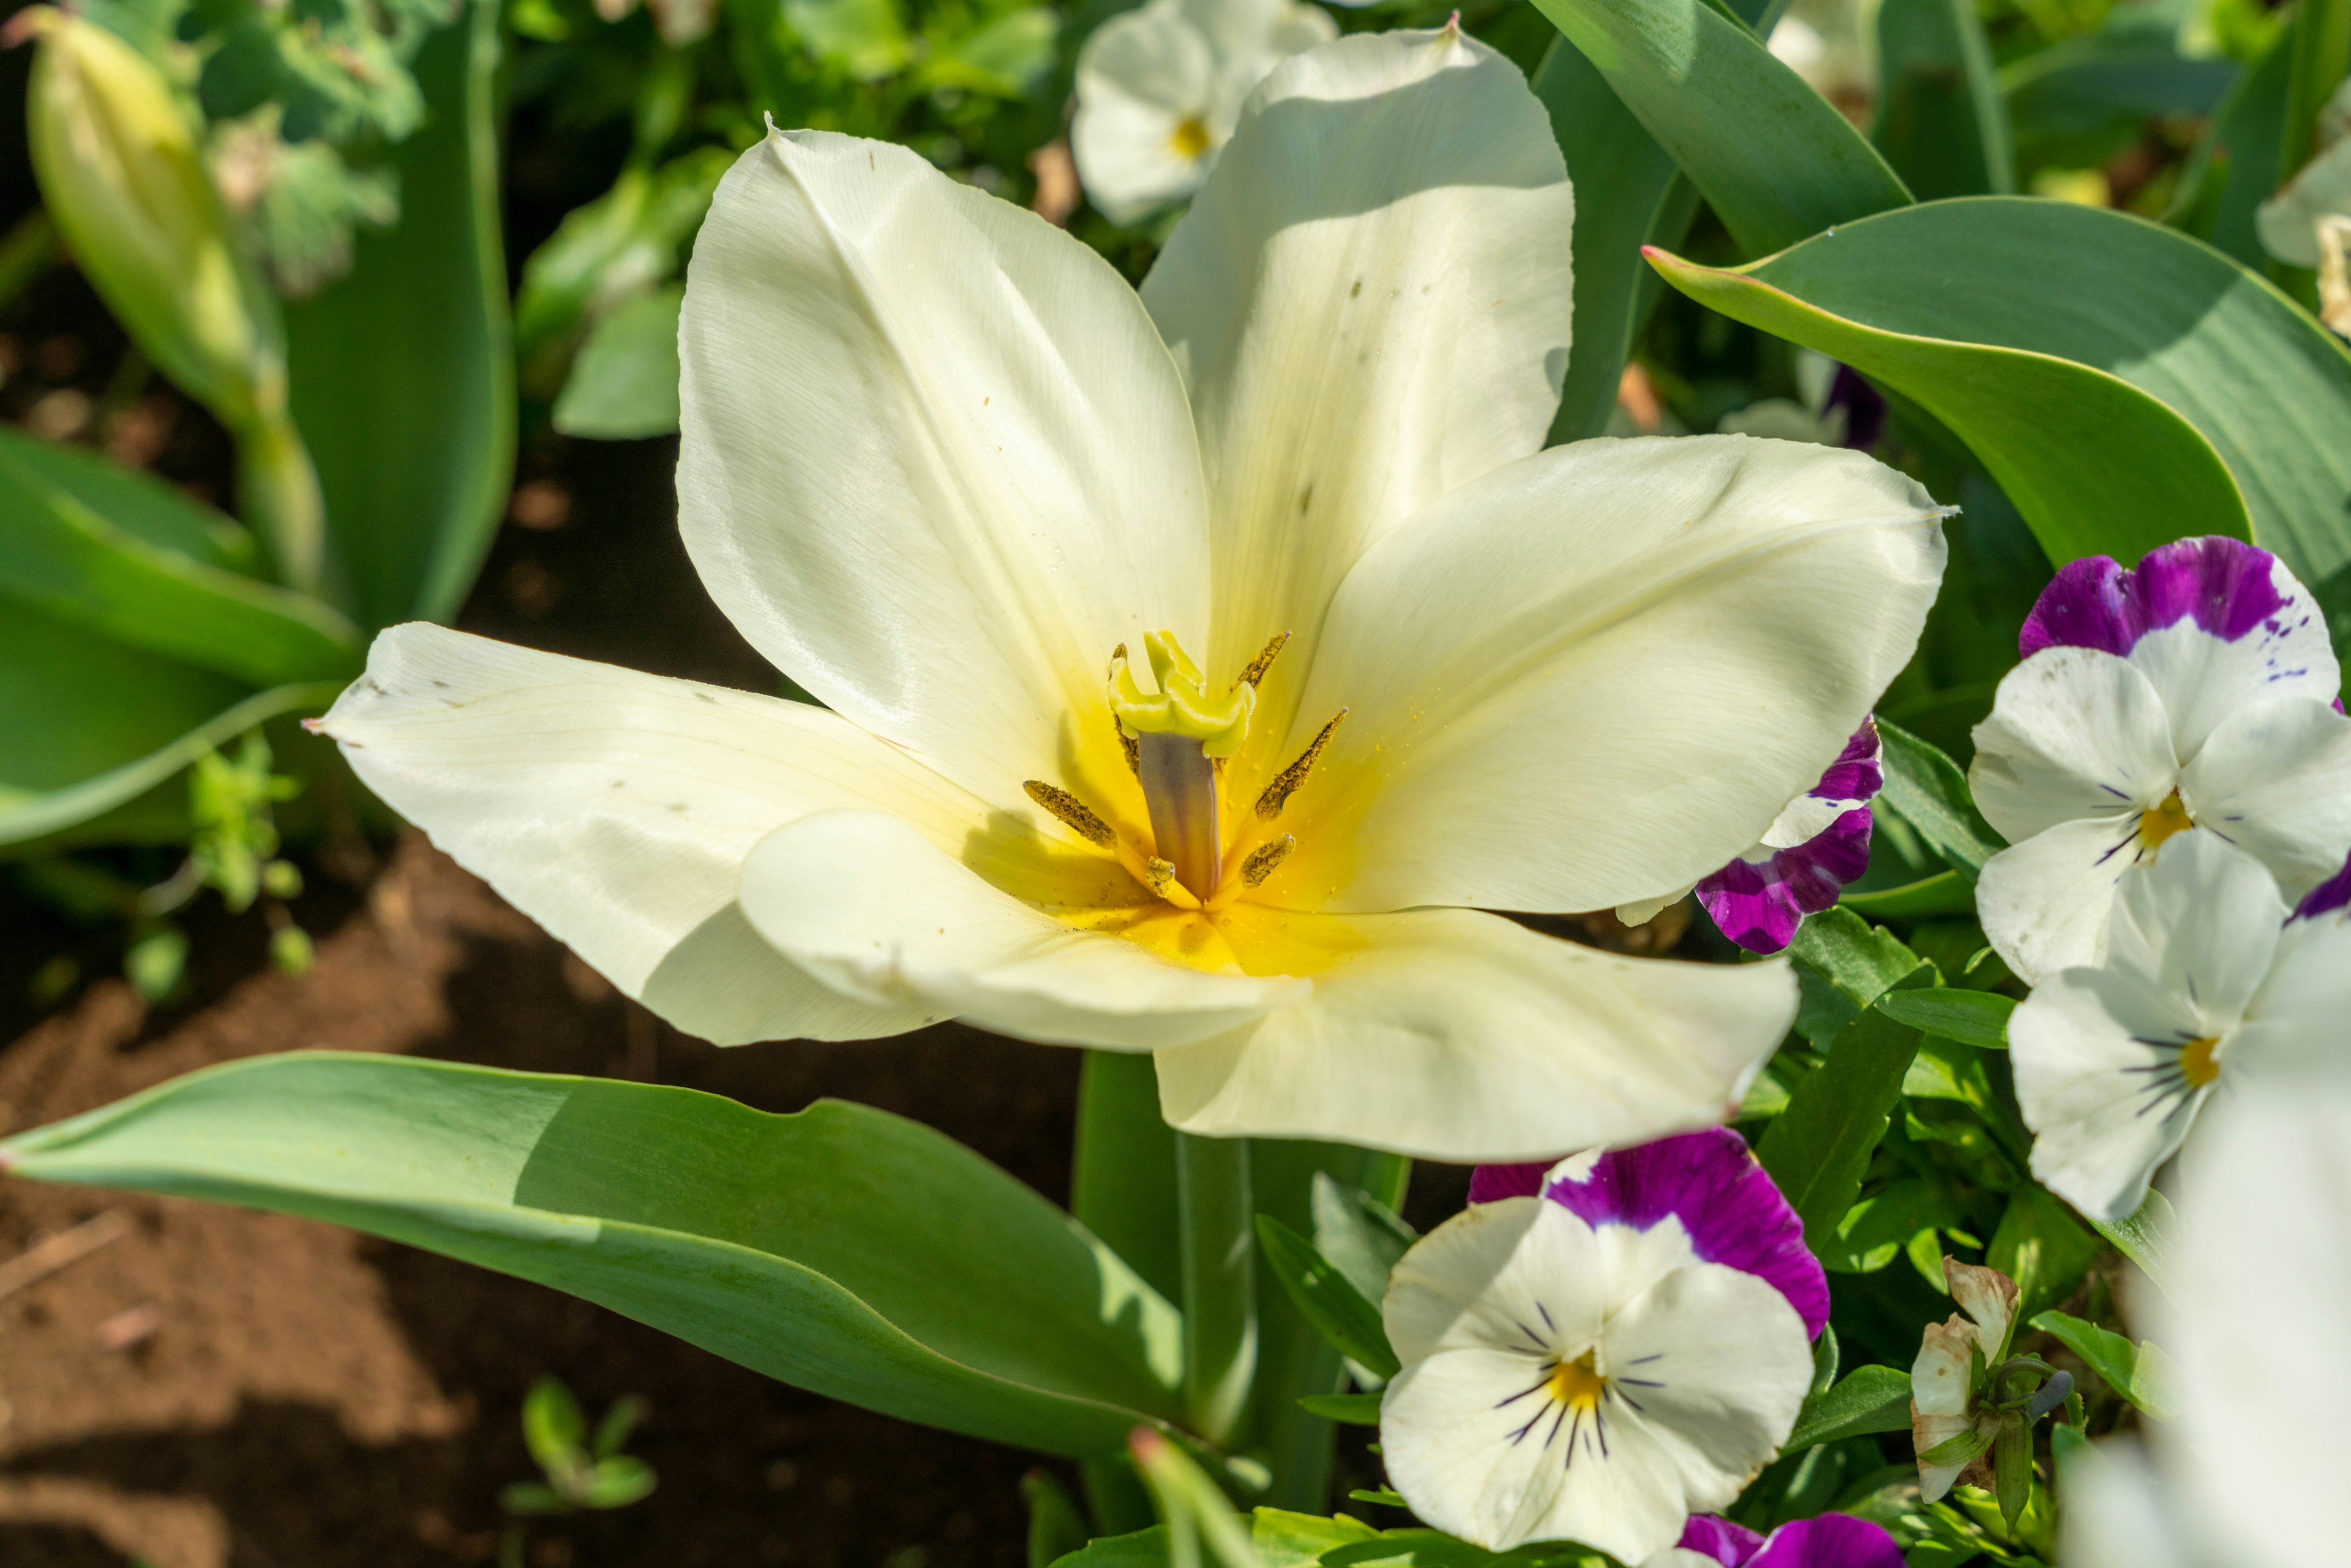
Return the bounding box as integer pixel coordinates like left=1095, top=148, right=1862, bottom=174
left=1970, top=535, right=2351, bottom=984
left=2257, top=77, right=2351, bottom=337
left=1909, top=1257, right=2016, bottom=1502
left=1071, top=0, right=1335, bottom=223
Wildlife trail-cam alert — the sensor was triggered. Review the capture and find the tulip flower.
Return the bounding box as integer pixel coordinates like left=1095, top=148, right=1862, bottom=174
left=318, top=28, right=1946, bottom=1160
left=1379, top=1131, right=1824, bottom=1558
left=1970, top=535, right=2351, bottom=985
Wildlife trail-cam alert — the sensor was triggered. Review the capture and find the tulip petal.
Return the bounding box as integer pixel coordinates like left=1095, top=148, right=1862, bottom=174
left=1141, top=26, right=1573, bottom=752
left=1264, top=435, right=1945, bottom=915
left=315, top=625, right=970, bottom=1044
left=1152, top=905, right=1797, bottom=1160
left=678, top=129, right=1210, bottom=811
left=738, top=809, right=1310, bottom=1051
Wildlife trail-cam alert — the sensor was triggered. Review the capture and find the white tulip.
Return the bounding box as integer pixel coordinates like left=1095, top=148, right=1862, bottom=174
left=317, top=28, right=1948, bottom=1160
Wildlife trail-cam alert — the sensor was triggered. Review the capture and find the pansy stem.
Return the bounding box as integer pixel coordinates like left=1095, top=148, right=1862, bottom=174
left=1177, top=1130, right=1258, bottom=1446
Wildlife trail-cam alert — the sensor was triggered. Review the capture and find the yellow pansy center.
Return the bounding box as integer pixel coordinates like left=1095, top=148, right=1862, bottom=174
left=1547, top=1351, right=1607, bottom=1411
left=2180, top=1033, right=2222, bottom=1089
left=1020, top=628, right=1344, bottom=915
left=1169, top=117, right=1212, bottom=160
left=2138, top=790, right=2195, bottom=853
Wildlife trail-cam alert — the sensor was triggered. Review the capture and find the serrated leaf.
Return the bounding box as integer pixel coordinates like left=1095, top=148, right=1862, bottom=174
left=1875, top=988, right=2015, bottom=1048
left=1785, top=1363, right=1914, bottom=1450
left=1253, top=1215, right=1398, bottom=1380
left=1824, top=1180, right=1960, bottom=1274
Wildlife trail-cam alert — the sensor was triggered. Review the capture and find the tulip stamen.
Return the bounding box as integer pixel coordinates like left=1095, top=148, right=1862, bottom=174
left=1024, top=779, right=1115, bottom=847
left=1234, top=629, right=1292, bottom=692
left=1240, top=835, right=1294, bottom=889
left=1256, top=709, right=1346, bottom=822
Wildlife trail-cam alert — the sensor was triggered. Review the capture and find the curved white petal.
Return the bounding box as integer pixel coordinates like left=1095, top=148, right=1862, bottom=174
left=1383, top=1196, right=1603, bottom=1364
left=1272, top=435, right=1945, bottom=913
left=1071, top=3, right=1218, bottom=223
left=2099, top=830, right=2284, bottom=1024
left=2119, top=565, right=2340, bottom=763
left=2180, top=696, right=2351, bottom=900
left=1974, top=815, right=2148, bottom=986
left=738, top=809, right=1308, bottom=1050
left=1968, top=648, right=2178, bottom=846
left=1140, top=26, right=1573, bottom=751
left=677, top=129, right=1209, bottom=811
left=1152, top=905, right=1796, bottom=1160
left=317, top=625, right=980, bottom=1043
left=2257, top=133, right=2351, bottom=269
left=2058, top=1439, right=2193, bottom=1568
left=2241, top=915, right=2351, bottom=1076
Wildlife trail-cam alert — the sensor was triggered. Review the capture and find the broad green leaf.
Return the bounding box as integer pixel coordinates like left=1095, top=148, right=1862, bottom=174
left=1824, top=1179, right=1960, bottom=1274
left=1758, top=966, right=1933, bottom=1248
left=1785, top=1363, right=1913, bottom=1449
left=1873, top=0, right=2012, bottom=199
left=1296, top=1392, right=1381, bottom=1425
left=1074, top=1051, right=1182, bottom=1306
left=1532, top=35, right=1698, bottom=442
left=786, top=0, right=909, bottom=79
left=0, top=429, right=360, bottom=686
left=1876, top=718, right=2004, bottom=877
left=922, top=7, right=1057, bottom=96
left=1025, top=1471, right=1093, bottom=1568
left=2028, top=1310, right=2175, bottom=1420
left=1989, top=1186, right=2102, bottom=1320
left=553, top=285, right=684, bottom=441
left=287, top=0, right=514, bottom=629
left=2004, top=30, right=2235, bottom=164
left=2169, top=29, right=2293, bottom=269
left=0, top=419, right=257, bottom=571
left=0, top=1052, right=1184, bottom=1457
left=1875, top=988, right=2015, bottom=1048
left=1653, top=197, right=2351, bottom=585
left=580, top=1455, right=656, bottom=1508
left=1788, top=907, right=1923, bottom=1010
left=1253, top=1215, right=1398, bottom=1381
left=1527, top=0, right=1913, bottom=258
left=2087, top=1186, right=2177, bottom=1299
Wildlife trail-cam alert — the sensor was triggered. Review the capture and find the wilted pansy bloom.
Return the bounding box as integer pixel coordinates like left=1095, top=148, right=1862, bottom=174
left=2009, top=833, right=2351, bottom=1221
left=1379, top=1131, right=1824, bottom=1558
left=1910, top=1257, right=2016, bottom=1503
left=1070, top=0, right=1335, bottom=223
left=2257, top=77, right=2351, bottom=337
left=1969, top=535, right=2351, bottom=985
left=1687, top=721, right=1881, bottom=955
left=317, top=29, right=1947, bottom=1162
left=1644, top=1513, right=1906, bottom=1568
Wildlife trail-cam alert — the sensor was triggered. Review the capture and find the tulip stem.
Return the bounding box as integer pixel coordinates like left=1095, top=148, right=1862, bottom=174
left=1177, top=1130, right=1257, bottom=1447
left=235, top=405, right=331, bottom=602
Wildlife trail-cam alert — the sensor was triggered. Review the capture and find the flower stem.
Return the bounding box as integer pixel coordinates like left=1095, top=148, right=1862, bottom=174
left=234, top=404, right=330, bottom=601
left=1177, top=1130, right=1257, bottom=1446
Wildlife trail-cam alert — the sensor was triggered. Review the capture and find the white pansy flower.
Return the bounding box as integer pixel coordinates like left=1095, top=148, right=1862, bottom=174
left=2059, top=1081, right=2351, bottom=1568
left=1908, top=1256, right=2017, bottom=1502
left=2257, top=77, right=2351, bottom=336
left=1381, top=1132, right=1823, bottom=1559
left=1071, top=0, right=1335, bottom=223
left=1969, top=535, right=2351, bottom=985
left=316, top=29, right=1948, bottom=1161
left=2008, top=833, right=2351, bottom=1223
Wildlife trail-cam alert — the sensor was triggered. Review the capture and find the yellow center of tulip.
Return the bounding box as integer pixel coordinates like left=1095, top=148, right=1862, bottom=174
left=2138, top=790, right=2195, bottom=853
left=1169, top=117, right=1212, bottom=160
left=1547, top=1351, right=1607, bottom=1411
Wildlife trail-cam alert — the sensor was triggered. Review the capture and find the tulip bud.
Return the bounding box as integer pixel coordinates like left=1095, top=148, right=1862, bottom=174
left=20, top=10, right=325, bottom=594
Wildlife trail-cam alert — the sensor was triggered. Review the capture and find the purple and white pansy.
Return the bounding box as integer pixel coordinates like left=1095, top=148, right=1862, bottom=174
left=1968, top=535, right=2351, bottom=984
left=2008, top=833, right=2351, bottom=1223
left=1694, top=721, right=1883, bottom=955
left=1379, top=1130, right=1824, bottom=1559
left=1642, top=1512, right=1907, bottom=1568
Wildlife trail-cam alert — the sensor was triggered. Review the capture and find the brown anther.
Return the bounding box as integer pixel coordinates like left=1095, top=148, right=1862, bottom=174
left=1255, top=710, right=1346, bottom=822
left=1234, top=629, right=1292, bottom=692
left=1144, top=857, right=1181, bottom=898
left=1241, top=835, right=1295, bottom=888
left=1024, top=780, right=1114, bottom=847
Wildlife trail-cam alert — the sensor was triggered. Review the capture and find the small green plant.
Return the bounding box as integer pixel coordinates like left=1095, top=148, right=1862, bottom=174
left=501, top=1376, right=658, bottom=1517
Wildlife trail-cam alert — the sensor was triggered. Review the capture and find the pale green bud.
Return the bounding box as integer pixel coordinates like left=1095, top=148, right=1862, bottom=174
left=23, top=10, right=285, bottom=430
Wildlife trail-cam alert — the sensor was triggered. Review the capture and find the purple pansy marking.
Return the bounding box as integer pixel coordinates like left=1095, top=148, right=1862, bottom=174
left=2293, top=850, right=2351, bottom=922
left=1472, top=1128, right=1832, bottom=1338
left=1697, top=721, right=1882, bottom=956
left=1677, top=1515, right=1907, bottom=1568
left=2019, top=536, right=2292, bottom=660
left=1826, top=365, right=1886, bottom=454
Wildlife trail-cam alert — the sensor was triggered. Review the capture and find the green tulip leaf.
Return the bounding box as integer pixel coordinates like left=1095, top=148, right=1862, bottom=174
left=1873, top=0, right=2012, bottom=200
left=0, top=1052, right=1185, bottom=1458
left=553, top=284, right=684, bottom=441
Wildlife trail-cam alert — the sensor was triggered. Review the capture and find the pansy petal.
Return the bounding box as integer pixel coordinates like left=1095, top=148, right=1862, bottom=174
left=1747, top=1515, right=1907, bottom=1568
left=1675, top=1516, right=1768, bottom=1568
left=1381, top=1196, right=1603, bottom=1365
left=1975, top=815, right=2148, bottom=986
left=738, top=809, right=1308, bottom=1051
left=1140, top=26, right=1573, bottom=750
left=1270, top=435, right=1944, bottom=915
left=2057, top=1439, right=2193, bottom=1568
left=1152, top=905, right=1798, bottom=1160
left=1072, top=4, right=1217, bottom=223
left=315, top=625, right=976, bottom=1043
left=2239, top=913, right=2351, bottom=1076
left=1969, top=648, right=2177, bottom=845
left=678, top=129, right=1209, bottom=811
left=2021, top=539, right=2337, bottom=760
left=1542, top=1128, right=1831, bottom=1338
left=2178, top=697, right=2351, bottom=900
left=2098, top=830, right=2285, bottom=1029
left=1697, top=808, right=1873, bottom=957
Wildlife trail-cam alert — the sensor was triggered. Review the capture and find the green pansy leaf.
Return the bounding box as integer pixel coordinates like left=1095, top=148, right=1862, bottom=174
left=1253, top=1215, right=1399, bottom=1381
left=1875, top=718, right=2004, bottom=877
left=0, top=1053, right=1185, bottom=1458
left=785, top=0, right=909, bottom=78
left=1785, top=1362, right=1914, bottom=1449
left=1875, top=988, right=2015, bottom=1048
left=1789, top=907, right=1924, bottom=1010
left=1308, top=1170, right=1415, bottom=1310
left=1990, top=1186, right=2102, bottom=1321
left=1652, top=197, right=2351, bottom=584
left=553, top=285, right=684, bottom=441
left=2028, top=1310, right=2176, bottom=1420
left=1758, top=965, right=1933, bottom=1248
left=1839, top=870, right=1978, bottom=918
left=1528, top=0, right=1913, bottom=257
left=1824, top=1179, right=1961, bottom=1274
left=2087, top=1186, right=2178, bottom=1299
